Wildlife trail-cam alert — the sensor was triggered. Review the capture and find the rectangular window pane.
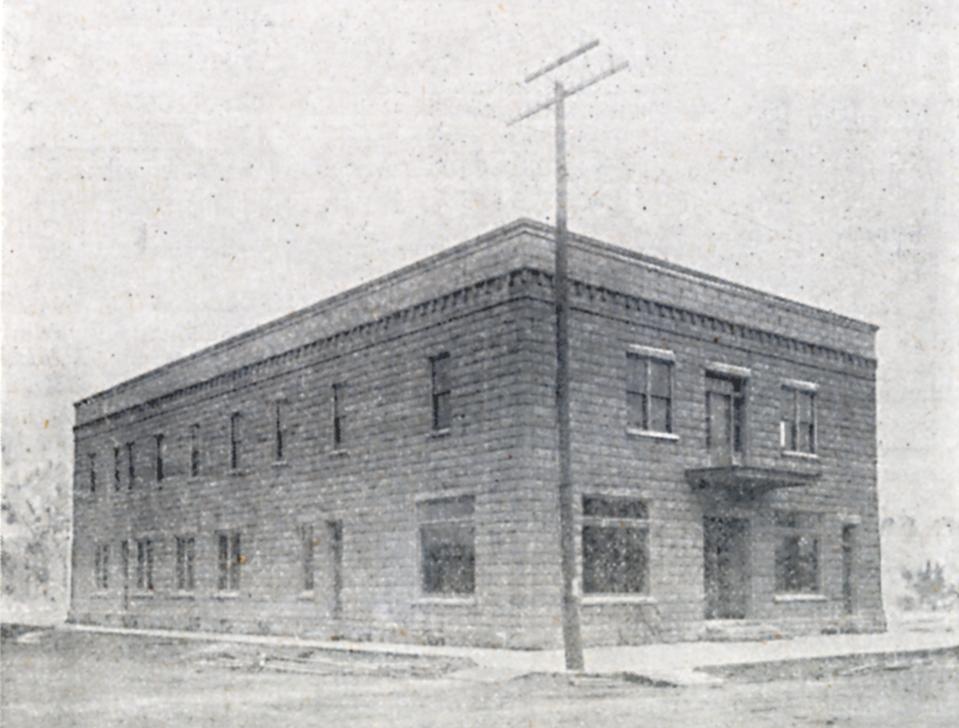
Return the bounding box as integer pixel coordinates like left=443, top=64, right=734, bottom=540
left=582, top=525, right=648, bottom=593
left=218, top=534, right=229, bottom=590
left=230, top=533, right=241, bottom=591
left=419, top=495, right=475, bottom=595
left=155, top=435, right=164, bottom=482
left=89, top=454, right=97, bottom=493
left=626, top=391, right=646, bottom=430
left=230, top=413, right=242, bottom=470
left=420, top=523, right=475, bottom=595
left=275, top=402, right=285, bottom=461
left=332, top=384, right=345, bottom=447
left=648, top=360, right=670, bottom=397
left=583, top=496, right=648, bottom=520
left=431, top=354, right=451, bottom=431
left=626, top=353, right=645, bottom=392
left=302, top=525, right=315, bottom=592
left=648, top=396, right=670, bottom=433
left=418, top=495, right=475, bottom=521
left=114, top=447, right=121, bottom=491
left=127, top=443, right=135, bottom=489
left=190, top=424, right=201, bottom=477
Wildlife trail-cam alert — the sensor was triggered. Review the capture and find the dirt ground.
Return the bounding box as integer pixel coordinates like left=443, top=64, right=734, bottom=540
left=2, top=629, right=957, bottom=727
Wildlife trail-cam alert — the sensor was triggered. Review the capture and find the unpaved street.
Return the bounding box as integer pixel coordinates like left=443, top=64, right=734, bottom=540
left=2, top=630, right=957, bottom=727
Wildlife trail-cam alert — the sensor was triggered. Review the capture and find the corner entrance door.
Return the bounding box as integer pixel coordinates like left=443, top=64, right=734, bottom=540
left=704, top=517, right=750, bottom=619
left=842, top=525, right=857, bottom=615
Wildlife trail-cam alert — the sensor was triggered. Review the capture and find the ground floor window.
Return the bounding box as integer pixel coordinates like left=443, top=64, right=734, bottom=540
left=94, top=543, right=110, bottom=590
left=300, top=524, right=315, bottom=592
left=175, top=536, right=196, bottom=591
left=135, top=538, right=154, bottom=591
left=582, top=495, right=649, bottom=594
left=217, top=531, right=242, bottom=592
left=418, top=495, right=475, bottom=596
left=774, top=511, right=820, bottom=594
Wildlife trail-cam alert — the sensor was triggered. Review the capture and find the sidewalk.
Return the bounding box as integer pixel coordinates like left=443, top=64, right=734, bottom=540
left=60, top=622, right=959, bottom=687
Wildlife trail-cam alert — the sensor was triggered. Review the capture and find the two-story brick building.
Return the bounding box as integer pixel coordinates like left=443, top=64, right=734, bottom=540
left=70, top=218, right=885, bottom=647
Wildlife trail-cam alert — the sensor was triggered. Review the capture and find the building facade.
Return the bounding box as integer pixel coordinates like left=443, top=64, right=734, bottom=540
left=70, top=219, right=885, bottom=648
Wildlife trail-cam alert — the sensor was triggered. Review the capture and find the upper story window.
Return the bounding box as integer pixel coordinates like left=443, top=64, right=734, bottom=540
left=781, top=381, right=817, bottom=455
left=332, top=383, right=346, bottom=448
left=419, top=495, right=475, bottom=596
left=582, top=495, right=650, bottom=595
left=155, top=434, right=165, bottom=483
left=126, top=442, right=136, bottom=490
left=190, top=424, right=201, bottom=477
left=430, top=353, right=452, bottom=432
left=229, top=412, right=243, bottom=470
left=274, top=400, right=287, bottom=462
left=705, top=369, right=748, bottom=464
left=88, top=453, right=97, bottom=493
left=113, top=446, right=121, bottom=491
left=626, top=347, right=674, bottom=434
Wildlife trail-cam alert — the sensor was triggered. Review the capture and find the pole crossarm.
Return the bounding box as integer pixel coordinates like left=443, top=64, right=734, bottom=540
left=507, top=61, right=629, bottom=126
left=523, top=39, right=600, bottom=84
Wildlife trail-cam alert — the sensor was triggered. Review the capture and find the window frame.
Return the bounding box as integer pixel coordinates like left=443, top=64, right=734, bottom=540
left=88, top=453, right=97, bottom=494
left=175, top=535, right=196, bottom=593
left=331, top=383, right=346, bottom=450
left=417, top=494, right=476, bottom=599
left=189, top=424, right=201, bottom=477
left=430, top=352, right=452, bottom=433
left=581, top=494, right=652, bottom=597
left=780, top=380, right=818, bottom=456
left=155, top=434, right=165, bottom=483
left=216, top=530, right=242, bottom=594
left=94, top=543, right=110, bottom=590
left=625, top=346, right=676, bottom=438
left=229, top=412, right=243, bottom=471
left=773, top=510, right=822, bottom=596
left=126, top=442, right=136, bottom=490
left=135, top=537, right=154, bottom=593
left=705, top=370, right=748, bottom=462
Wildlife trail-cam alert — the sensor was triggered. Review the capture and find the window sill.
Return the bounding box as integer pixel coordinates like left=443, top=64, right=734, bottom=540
left=582, top=594, right=657, bottom=606
left=131, top=591, right=156, bottom=599
left=781, top=450, right=819, bottom=460
left=428, top=428, right=451, bottom=439
left=413, top=596, right=476, bottom=606
left=213, top=591, right=240, bottom=600
left=228, top=469, right=249, bottom=478
left=272, top=460, right=289, bottom=469
left=626, top=428, right=679, bottom=442
left=91, top=591, right=113, bottom=599
left=330, top=449, right=349, bottom=458
left=297, top=590, right=315, bottom=601
left=169, top=591, right=196, bottom=600
left=773, top=593, right=827, bottom=603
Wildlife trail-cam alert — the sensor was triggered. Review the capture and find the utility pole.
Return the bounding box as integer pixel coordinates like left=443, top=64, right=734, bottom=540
left=509, top=42, right=628, bottom=671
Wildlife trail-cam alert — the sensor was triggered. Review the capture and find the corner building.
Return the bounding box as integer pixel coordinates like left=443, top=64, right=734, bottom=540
left=71, top=219, right=885, bottom=647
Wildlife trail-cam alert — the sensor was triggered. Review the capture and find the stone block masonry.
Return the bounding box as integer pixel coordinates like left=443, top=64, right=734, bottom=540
left=71, top=219, right=884, bottom=648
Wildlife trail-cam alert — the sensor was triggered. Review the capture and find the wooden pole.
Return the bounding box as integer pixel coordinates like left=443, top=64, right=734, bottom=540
left=554, top=81, right=584, bottom=671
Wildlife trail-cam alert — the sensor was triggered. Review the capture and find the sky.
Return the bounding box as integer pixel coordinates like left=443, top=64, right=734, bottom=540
left=3, top=1, right=957, bottom=532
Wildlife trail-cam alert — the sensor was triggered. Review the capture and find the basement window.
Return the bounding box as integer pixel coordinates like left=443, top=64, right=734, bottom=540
left=582, top=495, right=649, bottom=594
left=419, top=495, right=475, bottom=596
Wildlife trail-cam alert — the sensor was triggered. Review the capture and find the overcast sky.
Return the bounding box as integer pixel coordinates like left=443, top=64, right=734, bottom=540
left=3, top=1, right=957, bottom=526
